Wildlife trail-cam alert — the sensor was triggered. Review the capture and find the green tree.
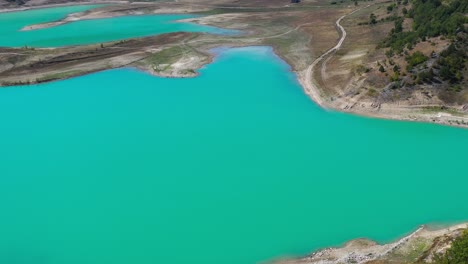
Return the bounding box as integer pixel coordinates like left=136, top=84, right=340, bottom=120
left=370, top=13, right=377, bottom=25
left=405, top=51, right=428, bottom=70
left=402, top=7, right=408, bottom=15
left=394, top=18, right=404, bottom=33
left=387, top=4, right=394, bottom=13
left=438, top=44, right=466, bottom=83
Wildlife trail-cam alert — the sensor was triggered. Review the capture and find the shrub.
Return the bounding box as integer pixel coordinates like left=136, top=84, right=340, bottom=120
left=387, top=4, right=394, bottom=13
left=434, top=230, right=468, bottom=264
left=369, top=13, right=377, bottom=24
left=405, top=51, right=428, bottom=70
left=437, top=44, right=466, bottom=83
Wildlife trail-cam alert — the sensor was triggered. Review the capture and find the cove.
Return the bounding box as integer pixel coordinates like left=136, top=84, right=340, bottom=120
left=0, top=6, right=235, bottom=47
left=0, top=47, right=467, bottom=264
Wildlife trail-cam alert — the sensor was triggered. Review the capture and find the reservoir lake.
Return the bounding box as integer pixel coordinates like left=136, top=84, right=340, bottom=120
left=0, top=5, right=467, bottom=264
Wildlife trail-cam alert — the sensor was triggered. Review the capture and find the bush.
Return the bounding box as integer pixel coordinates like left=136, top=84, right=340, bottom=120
left=402, top=7, right=408, bottom=15
left=405, top=51, right=428, bottom=70
left=387, top=4, right=395, bottom=13
left=390, top=71, right=400, bottom=82
left=437, top=44, right=466, bottom=83
left=367, top=88, right=378, bottom=96
left=434, top=230, right=468, bottom=264
left=369, top=13, right=377, bottom=24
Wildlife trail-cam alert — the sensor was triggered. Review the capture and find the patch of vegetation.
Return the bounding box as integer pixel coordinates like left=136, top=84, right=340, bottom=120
left=449, top=85, right=463, bottom=92
left=405, top=51, right=428, bottom=70
left=367, top=88, right=378, bottom=96
left=6, top=0, right=26, bottom=5
left=379, top=65, right=385, bottom=72
left=146, top=46, right=186, bottom=71
left=382, top=0, right=467, bottom=53
left=369, top=13, right=377, bottom=25
left=0, top=80, right=31, bottom=86
left=360, top=12, right=400, bottom=26
left=437, top=43, right=466, bottom=83
left=182, top=69, right=196, bottom=75
left=406, top=238, right=429, bottom=261
left=355, top=64, right=371, bottom=74
left=421, top=105, right=462, bottom=115
left=371, top=0, right=467, bottom=97
left=414, top=69, right=434, bottom=84
left=36, top=70, right=82, bottom=83
left=434, top=230, right=468, bottom=264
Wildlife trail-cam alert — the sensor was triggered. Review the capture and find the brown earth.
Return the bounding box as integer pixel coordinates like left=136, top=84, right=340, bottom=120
left=0, top=32, right=198, bottom=84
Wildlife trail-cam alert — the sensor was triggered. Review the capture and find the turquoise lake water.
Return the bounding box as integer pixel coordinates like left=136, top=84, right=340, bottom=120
left=0, top=5, right=234, bottom=47
left=0, top=46, right=467, bottom=264
left=1, top=5, right=468, bottom=264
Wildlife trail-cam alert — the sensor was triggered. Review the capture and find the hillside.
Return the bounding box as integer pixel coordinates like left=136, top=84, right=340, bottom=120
left=379, top=0, right=467, bottom=105
left=311, top=0, right=468, bottom=127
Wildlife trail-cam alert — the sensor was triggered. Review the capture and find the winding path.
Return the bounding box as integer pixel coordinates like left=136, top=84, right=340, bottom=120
left=300, top=5, right=371, bottom=107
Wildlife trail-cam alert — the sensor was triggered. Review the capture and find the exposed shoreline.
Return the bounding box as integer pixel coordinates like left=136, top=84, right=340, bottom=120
left=275, top=222, right=468, bottom=264
left=0, top=2, right=466, bottom=128
left=1, top=3, right=467, bottom=263
left=293, top=4, right=468, bottom=129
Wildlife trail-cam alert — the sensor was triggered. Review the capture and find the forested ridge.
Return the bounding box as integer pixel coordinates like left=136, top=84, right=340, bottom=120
left=383, top=0, right=467, bottom=53
left=378, top=0, right=467, bottom=92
